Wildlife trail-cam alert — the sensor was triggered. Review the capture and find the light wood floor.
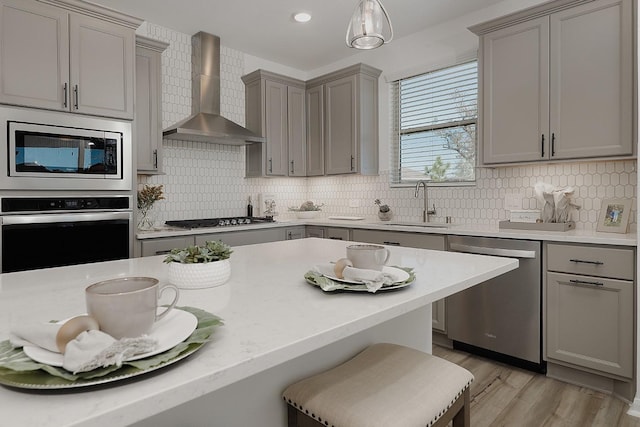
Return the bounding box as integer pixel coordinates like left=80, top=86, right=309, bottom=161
left=433, top=344, right=640, bottom=427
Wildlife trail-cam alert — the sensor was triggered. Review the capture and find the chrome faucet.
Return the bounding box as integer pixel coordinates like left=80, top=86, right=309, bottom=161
left=414, top=180, right=436, bottom=222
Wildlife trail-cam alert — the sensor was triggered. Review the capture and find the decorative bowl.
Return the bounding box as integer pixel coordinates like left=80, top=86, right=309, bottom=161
left=294, top=211, right=320, bottom=219
left=168, top=259, right=231, bottom=289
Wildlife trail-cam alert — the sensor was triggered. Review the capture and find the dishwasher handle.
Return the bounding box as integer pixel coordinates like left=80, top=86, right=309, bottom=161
left=449, top=242, right=537, bottom=259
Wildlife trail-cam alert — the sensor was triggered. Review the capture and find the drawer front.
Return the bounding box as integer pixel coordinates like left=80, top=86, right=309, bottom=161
left=141, top=236, right=194, bottom=257
left=325, top=227, right=350, bottom=241
left=547, top=243, right=635, bottom=280
left=351, top=229, right=445, bottom=250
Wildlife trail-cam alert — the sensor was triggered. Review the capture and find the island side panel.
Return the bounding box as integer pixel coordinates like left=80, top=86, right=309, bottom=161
left=130, top=306, right=432, bottom=427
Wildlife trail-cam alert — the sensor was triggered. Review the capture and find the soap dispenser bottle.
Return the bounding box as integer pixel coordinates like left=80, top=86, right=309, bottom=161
left=247, top=196, right=253, bottom=217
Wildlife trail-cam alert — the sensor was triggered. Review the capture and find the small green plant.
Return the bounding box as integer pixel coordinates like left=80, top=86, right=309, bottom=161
left=374, top=199, right=390, bottom=213
left=289, top=201, right=324, bottom=212
left=164, top=240, right=232, bottom=264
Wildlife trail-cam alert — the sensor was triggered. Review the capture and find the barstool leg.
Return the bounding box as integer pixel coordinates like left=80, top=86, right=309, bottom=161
left=453, top=388, right=471, bottom=427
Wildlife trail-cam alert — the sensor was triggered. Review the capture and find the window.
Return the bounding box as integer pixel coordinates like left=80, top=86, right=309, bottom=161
left=391, top=60, right=477, bottom=185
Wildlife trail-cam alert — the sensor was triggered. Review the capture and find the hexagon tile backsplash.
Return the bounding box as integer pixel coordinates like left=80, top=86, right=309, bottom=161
left=140, top=137, right=636, bottom=231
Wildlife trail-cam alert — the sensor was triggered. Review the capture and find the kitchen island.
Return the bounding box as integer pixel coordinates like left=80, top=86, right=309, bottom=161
left=0, top=238, right=517, bottom=426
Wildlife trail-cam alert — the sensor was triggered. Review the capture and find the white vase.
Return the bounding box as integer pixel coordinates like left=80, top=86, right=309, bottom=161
left=168, top=259, right=231, bottom=289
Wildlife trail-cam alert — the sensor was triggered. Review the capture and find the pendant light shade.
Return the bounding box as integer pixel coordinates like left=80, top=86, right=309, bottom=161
left=346, top=0, right=393, bottom=50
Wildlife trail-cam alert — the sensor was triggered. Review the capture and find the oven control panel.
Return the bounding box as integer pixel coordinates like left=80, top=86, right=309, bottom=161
left=1, top=196, right=130, bottom=213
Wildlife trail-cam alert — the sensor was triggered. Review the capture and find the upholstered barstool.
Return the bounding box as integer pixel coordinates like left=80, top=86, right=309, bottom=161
left=282, top=343, right=474, bottom=427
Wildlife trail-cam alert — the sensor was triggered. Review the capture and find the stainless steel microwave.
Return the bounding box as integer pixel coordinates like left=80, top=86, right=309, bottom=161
left=0, top=105, right=132, bottom=191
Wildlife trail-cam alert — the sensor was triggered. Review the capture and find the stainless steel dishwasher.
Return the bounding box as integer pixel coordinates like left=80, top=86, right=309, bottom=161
left=447, top=235, right=545, bottom=373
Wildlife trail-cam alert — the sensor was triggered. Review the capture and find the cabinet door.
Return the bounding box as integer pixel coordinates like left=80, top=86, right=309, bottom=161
left=70, top=14, right=134, bottom=119
left=306, top=85, right=325, bottom=176
left=549, top=0, right=632, bottom=159
left=287, top=86, right=306, bottom=176
left=0, top=0, right=69, bottom=111
left=135, top=43, right=162, bottom=173
left=264, top=80, right=288, bottom=176
left=325, top=75, right=357, bottom=174
left=547, top=271, right=633, bottom=378
left=481, top=17, right=550, bottom=164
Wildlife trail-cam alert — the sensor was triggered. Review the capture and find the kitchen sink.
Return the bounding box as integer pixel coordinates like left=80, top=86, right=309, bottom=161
left=386, top=222, right=452, bottom=229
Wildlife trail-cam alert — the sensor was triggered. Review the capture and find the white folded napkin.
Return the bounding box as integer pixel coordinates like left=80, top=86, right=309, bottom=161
left=10, top=321, right=157, bottom=374
left=342, top=266, right=395, bottom=292
left=314, top=264, right=397, bottom=293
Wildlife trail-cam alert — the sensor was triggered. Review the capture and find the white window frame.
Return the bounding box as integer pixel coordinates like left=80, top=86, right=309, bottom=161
left=390, top=58, right=478, bottom=188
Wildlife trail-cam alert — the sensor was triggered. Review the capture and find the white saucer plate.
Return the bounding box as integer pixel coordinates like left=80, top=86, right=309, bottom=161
left=315, top=265, right=410, bottom=285
left=23, top=308, right=198, bottom=367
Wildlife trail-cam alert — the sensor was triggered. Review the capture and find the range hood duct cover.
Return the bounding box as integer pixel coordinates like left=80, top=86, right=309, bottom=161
left=162, top=32, right=265, bottom=145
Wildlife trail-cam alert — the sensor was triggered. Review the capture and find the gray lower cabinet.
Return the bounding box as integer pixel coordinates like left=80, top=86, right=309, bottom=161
left=285, top=227, right=305, bottom=240
left=305, top=226, right=351, bottom=241
left=350, top=229, right=447, bottom=332
left=195, top=228, right=284, bottom=247
left=135, top=36, right=168, bottom=174
left=242, top=70, right=306, bottom=177
left=351, top=229, right=446, bottom=251
left=0, top=0, right=139, bottom=119
left=140, top=235, right=195, bottom=257
left=473, top=0, right=633, bottom=165
left=546, top=242, right=635, bottom=379
left=306, top=226, right=325, bottom=238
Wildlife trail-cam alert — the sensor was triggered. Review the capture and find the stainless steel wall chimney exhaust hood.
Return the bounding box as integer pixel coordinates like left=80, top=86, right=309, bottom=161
left=163, top=32, right=265, bottom=145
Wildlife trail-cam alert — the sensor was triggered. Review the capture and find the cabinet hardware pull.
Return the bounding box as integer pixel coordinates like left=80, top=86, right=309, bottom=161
left=268, top=158, right=273, bottom=173
left=63, top=83, right=68, bottom=108
left=329, top=237, right=343, bottom=240
left=569, top=258, right=604, bottom=265
left=73, top=85, right=79, bottom=109
left=541, top=134, right=545, bottom=157
left=153, top=149, right=158, bottom=169
left=350, top=156, right=355, bottom=171
left=383, top=241, right=401, bottom=246
left=551, top=133, right=556, bottom=157
left=569, top=279, right=604, bottom=287
left=290, top=160, right=294, bottom=174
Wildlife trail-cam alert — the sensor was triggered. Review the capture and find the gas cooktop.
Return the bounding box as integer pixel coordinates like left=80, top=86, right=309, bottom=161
left=165, top=216, right=275, bottom=229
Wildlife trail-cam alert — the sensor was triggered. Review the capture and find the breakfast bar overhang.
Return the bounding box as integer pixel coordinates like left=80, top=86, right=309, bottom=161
left=0, top=238, right=517, bottom=426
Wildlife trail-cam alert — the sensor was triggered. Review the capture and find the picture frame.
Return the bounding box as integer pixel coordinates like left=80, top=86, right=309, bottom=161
left=596, top=198, right=632, bottom=234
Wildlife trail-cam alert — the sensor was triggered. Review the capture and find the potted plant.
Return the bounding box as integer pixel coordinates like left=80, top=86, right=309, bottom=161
left=375, top=199, right=393, bottom=221
left=164, top=240, right=233, bottom=289
left=137, top=184, right=165, bottom=230
left=288, top=201, right=324, bottom=219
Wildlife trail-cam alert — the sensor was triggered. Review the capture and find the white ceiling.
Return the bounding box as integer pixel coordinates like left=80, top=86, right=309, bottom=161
left=90, top=0, right=506, bottom=71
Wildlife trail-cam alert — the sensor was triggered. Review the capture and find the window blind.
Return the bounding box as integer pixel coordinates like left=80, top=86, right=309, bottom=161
left=391, top=60, right=477, bottom=184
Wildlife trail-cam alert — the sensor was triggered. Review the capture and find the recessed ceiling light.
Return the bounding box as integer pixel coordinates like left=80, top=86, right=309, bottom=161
left=293, top=12, right=312, bottom=23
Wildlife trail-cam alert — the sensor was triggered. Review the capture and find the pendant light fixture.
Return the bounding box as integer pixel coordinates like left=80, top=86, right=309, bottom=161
left=346, top=0, right=393, bottom=50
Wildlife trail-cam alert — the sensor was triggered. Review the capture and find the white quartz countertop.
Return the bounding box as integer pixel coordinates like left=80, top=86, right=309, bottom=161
left=138, top=217, right=637, bottom=246
left=0, top=238, right=516, bottom=426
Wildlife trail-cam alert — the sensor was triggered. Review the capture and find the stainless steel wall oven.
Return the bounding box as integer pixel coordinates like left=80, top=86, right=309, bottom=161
left=0, top=196, right=132, bottom=273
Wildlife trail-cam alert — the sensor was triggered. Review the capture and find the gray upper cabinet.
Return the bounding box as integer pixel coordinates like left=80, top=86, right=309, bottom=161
left=135, top=36, right=168, bottom=174
left=472, top=0, right=633, bottom=165
left=305, top=85, right=325, bottom=176
left=0, top=0, right=140, bottom=120
left=242, top=70, right=306, bottom=177
left=307, top=64, right=381, bottom=176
